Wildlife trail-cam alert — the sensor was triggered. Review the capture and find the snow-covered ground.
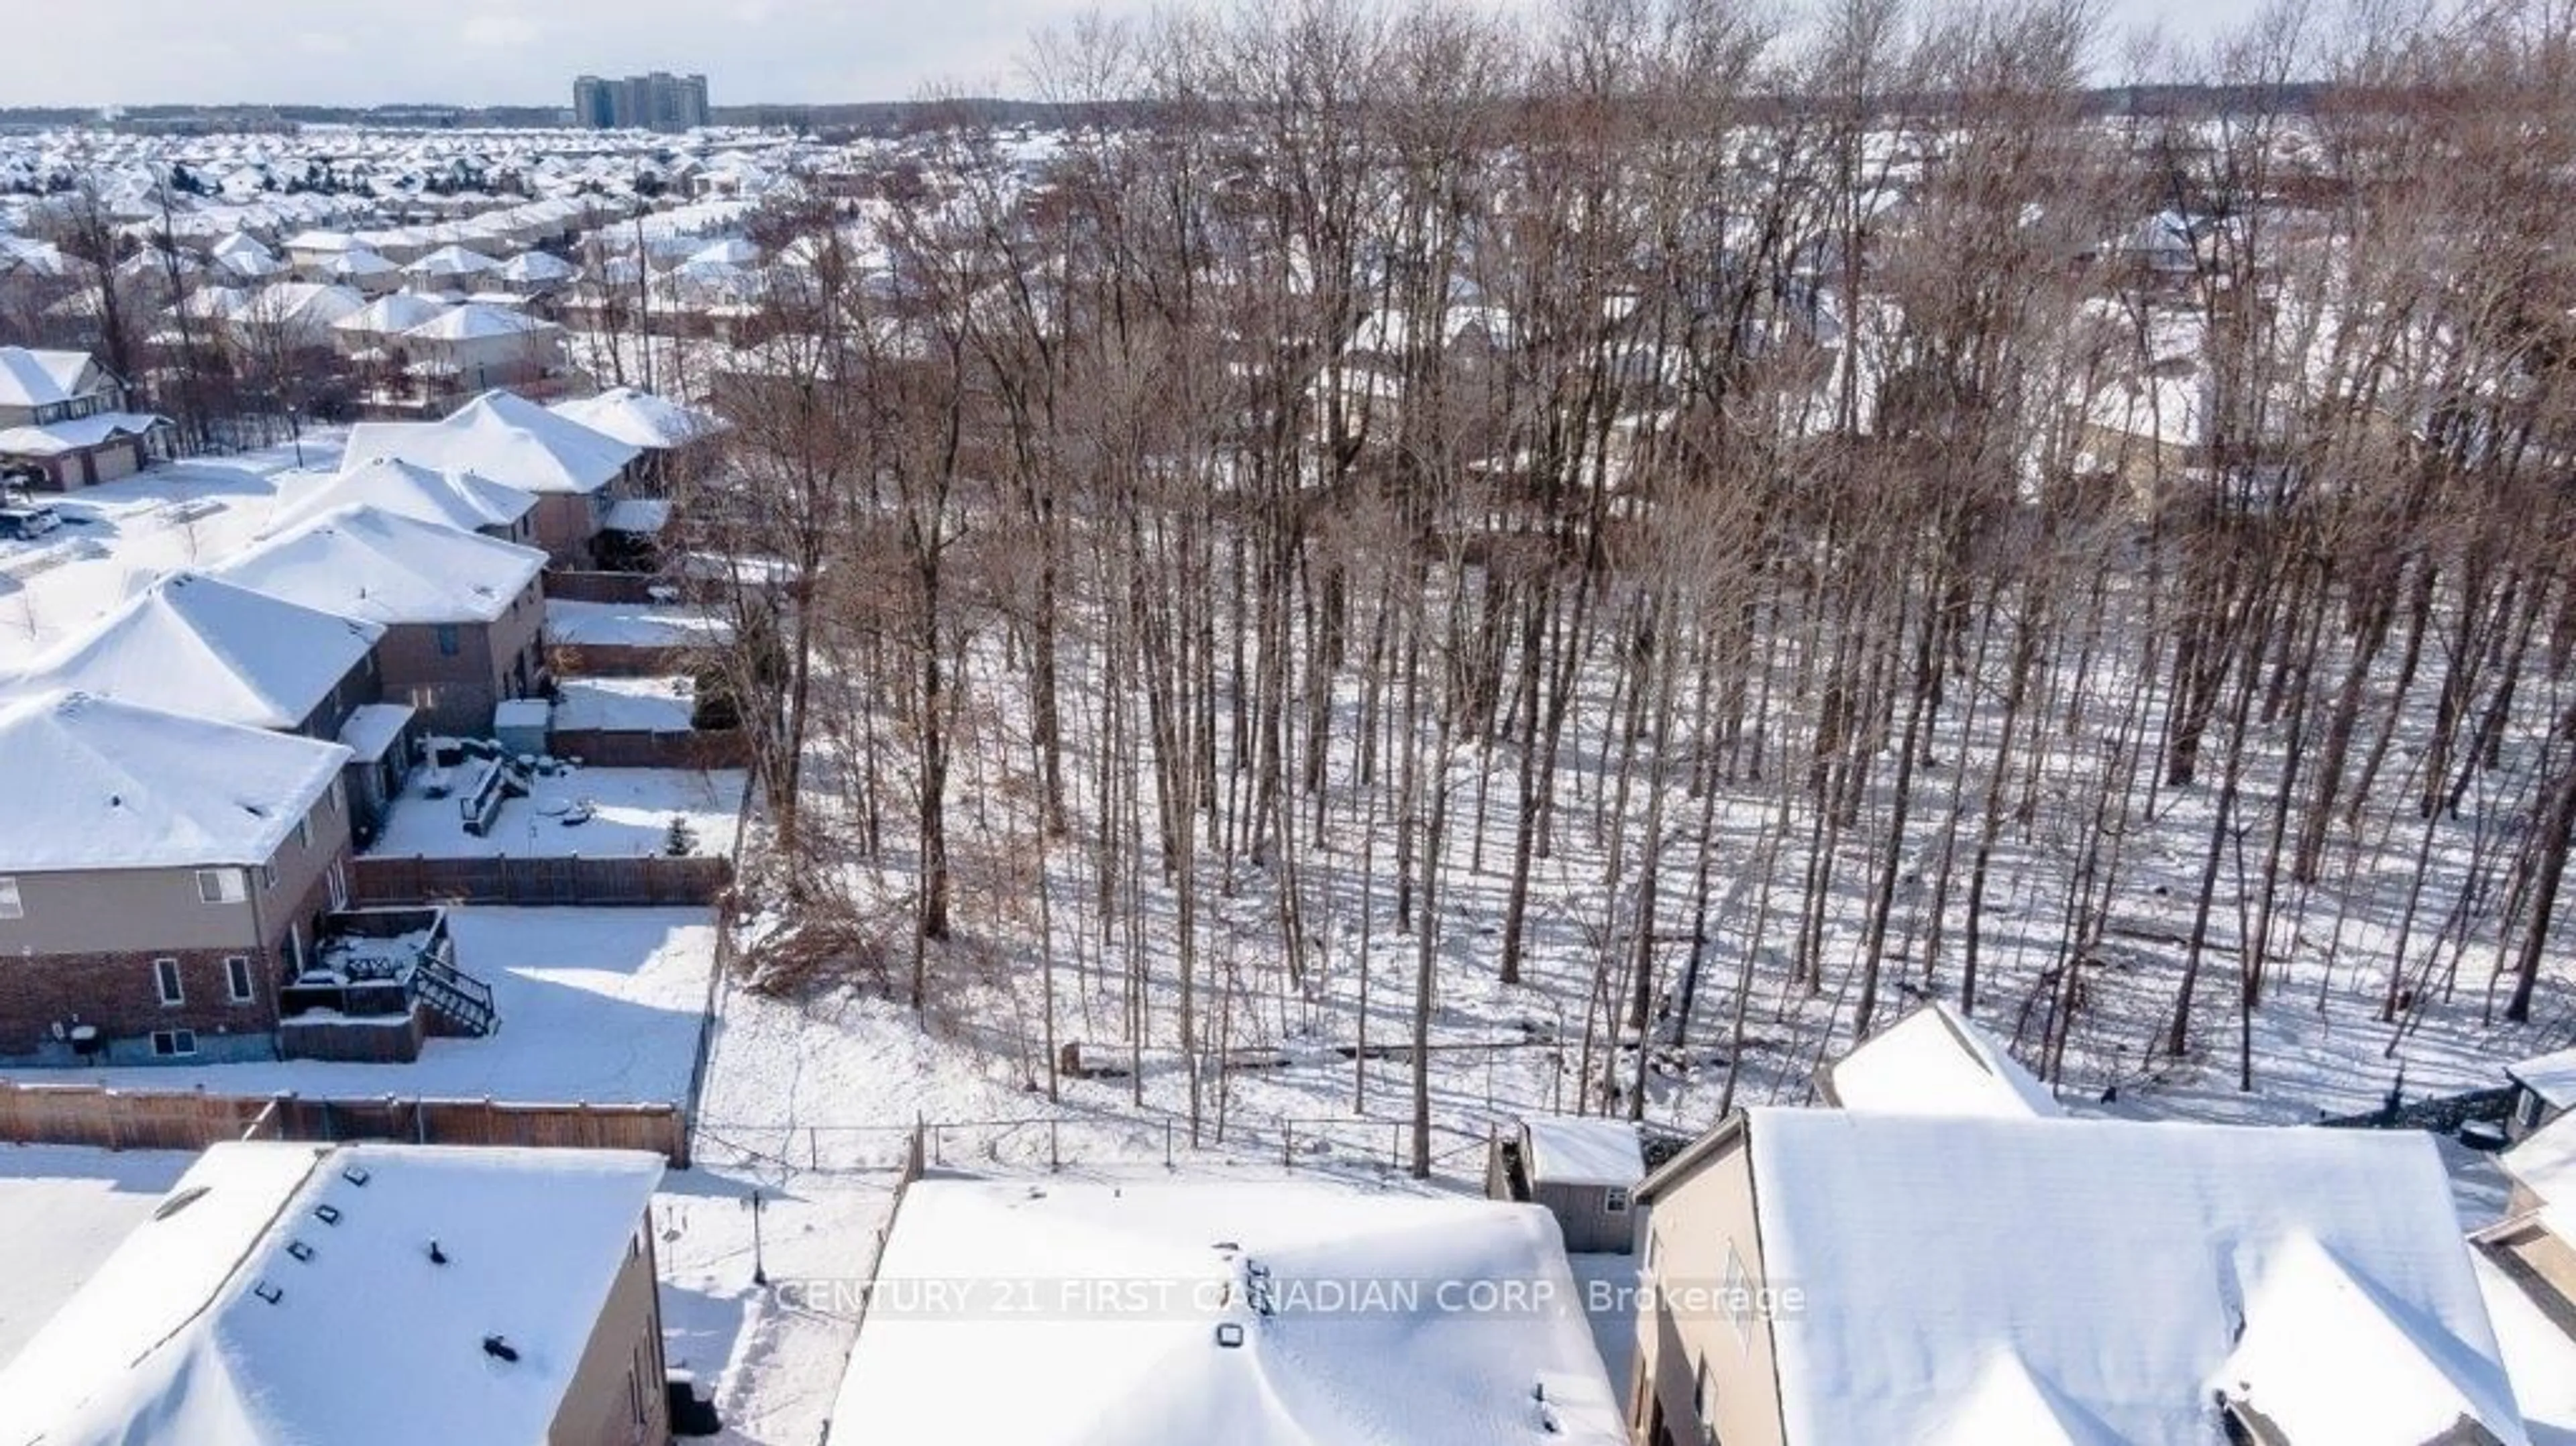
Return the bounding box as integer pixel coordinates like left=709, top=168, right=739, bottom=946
left=554, top=674, right=698, bottom=732
left=0, top=434, right=350, bottom=669
left=367, top=764, right=744, bottom=859
left=0, top=908, right=718, bottom=1105
left=0, top=1146, right=197, bottom=1364
left=547, top=598, right=733, bottom=649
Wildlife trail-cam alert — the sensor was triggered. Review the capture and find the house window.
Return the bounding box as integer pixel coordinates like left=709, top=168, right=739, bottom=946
left=154, top=958, right=184, bottom=1005
left=1723, top=1243, right=1754, bottom=1354
left=225, top=956, right=256, bottom=1003
left=295, top=816, right=311, bottom=849
left=151, top=1029, right=199, bottom=1058
left=262, top=863, right=279, bottom=892
left=196, top=869, right=247, bottom=904
left=435, top=624, right=461, bottom=657
left=1605, top=1185, right=1631, bottom=1215
left=0, top=876, right=20, bottom=920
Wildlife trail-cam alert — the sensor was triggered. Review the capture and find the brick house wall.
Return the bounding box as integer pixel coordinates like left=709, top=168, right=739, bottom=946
left=0, top=784, right=353, bottom=1063
left=372, top=579, right=547, bottom=736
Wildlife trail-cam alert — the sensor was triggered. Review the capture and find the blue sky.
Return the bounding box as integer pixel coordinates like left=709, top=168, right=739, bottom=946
left=17, top=0, right=2268, bottom=109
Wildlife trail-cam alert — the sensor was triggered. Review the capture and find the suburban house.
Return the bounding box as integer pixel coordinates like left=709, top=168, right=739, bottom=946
left=2472, top=1113, right=2576, bottom=1440
left=0, top=570, right=414, bottom=841
left=826, top=1178, right=1624, bottom=1445
left=0, top=345, right=170, bottom=489
left=551, top=384, right=729, bottom=487
left=327, top=244, right=403, bottom=296
left=1628, top=1109, right=2527, bottom=1446
left=215, top=504, right=549, bottom=736
left=268, top=455, right=541, bottom=548
left=0, top=691, right=356, bottom=1066
left=1486, top=1115, right=1646, bottom=1254
left=0, top=1141, right=671, bottom=1446
left=329, top=291, right=453, bottom=359
left=1813, top=999, right=2061, bottom=1117
left=397, top=302, right=568, bottom=396
left=347, top=390, right=641, bottom=565
left=2506, top=1046, right=2576, bottom=1141
left=231, top=281, right=368, bottom=355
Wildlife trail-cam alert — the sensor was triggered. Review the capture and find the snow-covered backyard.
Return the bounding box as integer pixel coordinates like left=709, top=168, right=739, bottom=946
left=367, top=763, right=744, bottom=859
left=554, top=673, right=699, bottom=732
left=547, top=598, right=733, bottom=649
left=0, top=908, right=718, bottom=1105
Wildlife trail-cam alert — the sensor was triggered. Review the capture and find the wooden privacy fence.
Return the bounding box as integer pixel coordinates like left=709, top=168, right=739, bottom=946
left=0, top=1080, right=270, bottom=1152
left=350, top=852, right=732, bottom=907
left=547, top=641, right=705, bottom=678
left=547, top=727, right=750, bottom=770
left=543, top=569, right=661, bottom=604
left=1, top=1080, right=688, bottom=1165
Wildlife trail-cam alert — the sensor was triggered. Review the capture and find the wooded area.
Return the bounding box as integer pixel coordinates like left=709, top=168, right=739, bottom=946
left=637, top=0, right=2576, bottom=1174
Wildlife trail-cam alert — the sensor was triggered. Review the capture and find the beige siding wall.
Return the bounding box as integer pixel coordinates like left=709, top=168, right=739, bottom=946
left=1631, top=1136, right=1787, bottom=1446
left=0, top=782, right=350, bottom=958
left=549, top=1214, right=669, bottom=1446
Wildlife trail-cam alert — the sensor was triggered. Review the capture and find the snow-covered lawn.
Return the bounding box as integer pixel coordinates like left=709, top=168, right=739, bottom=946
left=554, top=674, right=698, bottom=732
left=0, top=434, right=349, bottom=669
left=0, top=1146, right=197, bottom=1363
left=0, top=908, right=718, bottom=1105
left=367, top=764, right=744, bottom=859
left=547, top=598, right=733, bottom=649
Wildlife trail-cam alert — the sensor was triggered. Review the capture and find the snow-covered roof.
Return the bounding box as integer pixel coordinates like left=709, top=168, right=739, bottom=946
left=1520, top=1117, right=1644, bottom=1188
left=404, top=302, right=556, bottom=342
left=549, top=385, right=727, bottom=449
left=0, top=347, right=95, bottom=408
left=237, top=281, right=366, bottom=332
left=828, top=1180, right=1625, bottom=1445
left=2500, top=1109, right=2576, bottom=1210
left=327, top=245, right=397, bottom=278
left=0, top=571, right=382, bottom=732
left=496, top=250, right=576, bottom=284
left=0, top=1142, right=663, bottom=1446
left=405, top=242, right=499, bottom=276
left=1819, top=1001, right=2061, bottom=1118
left=270, top=455, right=537, bottom=538
left=1733, top=1110, right=2525, bottom=1446
left=0, top=691, right=350, bottom=873
left=0, top=412, right=164, bottom=457
left=329, top=291, right=451, bottom=337
left=336, top=701, right=415, bottom=765
left=343, top=390, right=637, bottom=496
left=215, top=504, right=546, bottom=626
left=2474, top=1243, right=2576, bottom=1443
left=600, top=497, right=670, bottom=535
left=2506, top=1046, right=2576, bottom=1111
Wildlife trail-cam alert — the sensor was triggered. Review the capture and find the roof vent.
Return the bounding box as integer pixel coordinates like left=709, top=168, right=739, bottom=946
left=429, top=1239, right=449, bottom=1266
left=1214, top=1323, right=1245, bottom=1349
left=314, top=1203, right=342, bottom=1226
left=341, top=1164, right=371, bottom=1186
left=253, top=1281, right=284, bottom=1306
left=152, top=1184, right=211, bottom=1221
left=286, top=1239, right=315, bottom=1263
left=482, top=1335, right=519, bottom=1363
